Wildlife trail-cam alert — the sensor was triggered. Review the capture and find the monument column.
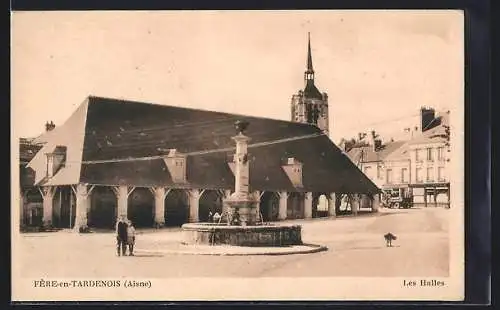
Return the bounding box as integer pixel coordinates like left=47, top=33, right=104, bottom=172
left=223, top=120, right=260, bottom=226
left=233, top=134, right=251, bottom=197
left=278, top=191, right=288, bottom=220
left=304, top=192, right=313, bottom=219
left=328, top=193, right=337, bottom=218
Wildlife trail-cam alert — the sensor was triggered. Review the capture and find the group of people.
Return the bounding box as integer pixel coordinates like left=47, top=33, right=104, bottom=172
left=208, top=210, right=242, bottom=226
left=208, top=211, right=222, bottom=223
left=115, top=216, right=136, bottom=256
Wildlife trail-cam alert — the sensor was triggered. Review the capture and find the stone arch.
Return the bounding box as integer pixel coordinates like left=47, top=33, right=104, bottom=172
left=199, top=190, right=224, bottom=222
left=259, top=191, right=280, bottom=222
left=164, top=189, right=189, bottom=227
left=338, top=193, right=351, bottom=214
left=55, top=186, right=76, bottom=229
left=287, top=192, right=305, bottom=219
left=314, top=193, right=329, bottom=218
left=335, top=193, right=342, bottom=214
left=359, top=194, right=372, bottom=209
left=89, top=186, right=116, bottom=229
left=24, top=188, right=43, bottom=227
left=128, top=187, right=154, bottom=228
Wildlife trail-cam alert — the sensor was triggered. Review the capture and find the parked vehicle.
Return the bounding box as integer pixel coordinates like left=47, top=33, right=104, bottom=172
left=383, top=187, right=413, bottom=209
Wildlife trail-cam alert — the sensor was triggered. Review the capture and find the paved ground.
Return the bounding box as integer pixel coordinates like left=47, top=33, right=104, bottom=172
left=17, top=207, right=449, bottom=278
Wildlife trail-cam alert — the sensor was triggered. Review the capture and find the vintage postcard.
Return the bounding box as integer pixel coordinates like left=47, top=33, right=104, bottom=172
left=11, top=10, right=464, bottom=301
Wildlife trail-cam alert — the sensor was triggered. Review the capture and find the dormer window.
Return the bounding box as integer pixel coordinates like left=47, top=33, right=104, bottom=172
left=162, top=149, right=187, bottom=183
left=282, top=157, right=303, bottom=187
left=45, top=145, right=67, bottom=178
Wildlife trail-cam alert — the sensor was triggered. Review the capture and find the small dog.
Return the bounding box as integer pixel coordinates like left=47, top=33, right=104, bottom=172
left=384, top=232, right=397, bottom=247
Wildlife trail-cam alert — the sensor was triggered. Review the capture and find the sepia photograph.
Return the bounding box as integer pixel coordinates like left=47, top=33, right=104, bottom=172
left=11, top=10, right=465, bottom=301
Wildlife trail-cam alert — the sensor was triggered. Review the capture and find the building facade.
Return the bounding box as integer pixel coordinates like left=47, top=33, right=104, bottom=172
left=20, top=96, right=380, bottom=232
left=346, top=107, right=451, bottom=208
left=19, top=137, right=45, bottom=228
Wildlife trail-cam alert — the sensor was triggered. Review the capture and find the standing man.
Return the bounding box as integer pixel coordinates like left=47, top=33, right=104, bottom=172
left=115, top=216, right=128, bottom=256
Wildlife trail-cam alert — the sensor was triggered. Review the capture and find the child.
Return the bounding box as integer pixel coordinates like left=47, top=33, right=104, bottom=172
left=127, top=220, right=136, bottom=256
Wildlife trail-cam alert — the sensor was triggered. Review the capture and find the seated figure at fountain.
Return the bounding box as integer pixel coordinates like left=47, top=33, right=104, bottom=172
left=231, top=210, right=241, bottom=226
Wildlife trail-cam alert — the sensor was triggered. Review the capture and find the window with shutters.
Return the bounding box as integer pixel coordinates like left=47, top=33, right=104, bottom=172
left=426, top=167, right=433, bottom=182
left=401, top=168, right=408, bottom=183
left=416, top=168, right=423, bottom=183
left=386, top=169, right=393, bottom=184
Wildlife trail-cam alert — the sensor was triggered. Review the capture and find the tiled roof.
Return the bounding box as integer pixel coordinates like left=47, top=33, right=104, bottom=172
left=346, top=140, right=408, bottom=163
left=19, top=139, right=43, bottom=165
left=303, top=81, right=323, bottom=100
left=27, top=96, right=380, bottom=194
left=27, top=100, right=90, bottom=186
left=408, top=111, right=450, bottom=146
left=383, top=141, right=411, bottom=161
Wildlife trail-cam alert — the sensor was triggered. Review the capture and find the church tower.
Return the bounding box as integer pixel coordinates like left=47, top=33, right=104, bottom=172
left=290, top=33, right=329, bottom=137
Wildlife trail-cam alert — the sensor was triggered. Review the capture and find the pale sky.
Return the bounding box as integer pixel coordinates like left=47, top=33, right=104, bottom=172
left=11, top=10, right=463, bottom=143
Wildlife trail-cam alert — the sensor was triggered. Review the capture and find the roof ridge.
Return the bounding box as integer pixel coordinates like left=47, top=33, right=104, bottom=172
left=87, top=95, right=323, bottom=132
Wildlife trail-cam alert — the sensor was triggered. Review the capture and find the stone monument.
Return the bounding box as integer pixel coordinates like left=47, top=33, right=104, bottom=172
left=223, top=120, right=260, bottom=226
left=181, top=120, right=303, bottom=247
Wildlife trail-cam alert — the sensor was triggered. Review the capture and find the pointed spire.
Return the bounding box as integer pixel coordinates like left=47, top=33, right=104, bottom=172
left=306, top=32, right=314, bottom=73
left=304, top=32, right=315, bottom=85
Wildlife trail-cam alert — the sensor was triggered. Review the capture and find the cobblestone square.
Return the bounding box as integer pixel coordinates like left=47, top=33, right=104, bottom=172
left=17, top=207, right=449, bottom=278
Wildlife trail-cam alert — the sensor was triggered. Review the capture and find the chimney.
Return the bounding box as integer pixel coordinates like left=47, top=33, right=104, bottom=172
left=420, top=107, right=435, bottom=132
left=45, top=121, right=56, bottom=132
left=357, top=132, right=366, bottom=142
left=369, top=130, right=376, bottom=151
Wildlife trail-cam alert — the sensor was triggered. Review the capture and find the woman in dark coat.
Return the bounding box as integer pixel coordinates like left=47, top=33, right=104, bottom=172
left=115, top=216, right=129, bottom=256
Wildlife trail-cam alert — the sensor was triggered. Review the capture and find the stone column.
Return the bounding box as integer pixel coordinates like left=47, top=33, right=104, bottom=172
left=278, top=191, right=288, bottom=220
left=253, top=190, right=262, bottom=219
left=115, top=185, right=130, bottom=219
left=52, top=189, right=62, bottom=227
left=20, top=190, right=25, bottom=226
left=151, top=187, right=167, bottom=227
left=328, top=193, right=337, bottom=218
left=372, top=193, right=380, bottom=213
left=86, top=188, right=92, bottom=214
left=188, top=189, right=202, bottom=223
left=304, top=192, right=313, bottom=219
left=40, top=186, right=56, bottom=227
left=73, top=184, right=89, bottom=232
left=351, top=195, right=359, bottom=216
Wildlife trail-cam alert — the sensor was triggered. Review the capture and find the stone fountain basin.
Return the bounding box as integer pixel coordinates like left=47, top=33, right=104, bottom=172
left=181, top=223, right=303, bottom=247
